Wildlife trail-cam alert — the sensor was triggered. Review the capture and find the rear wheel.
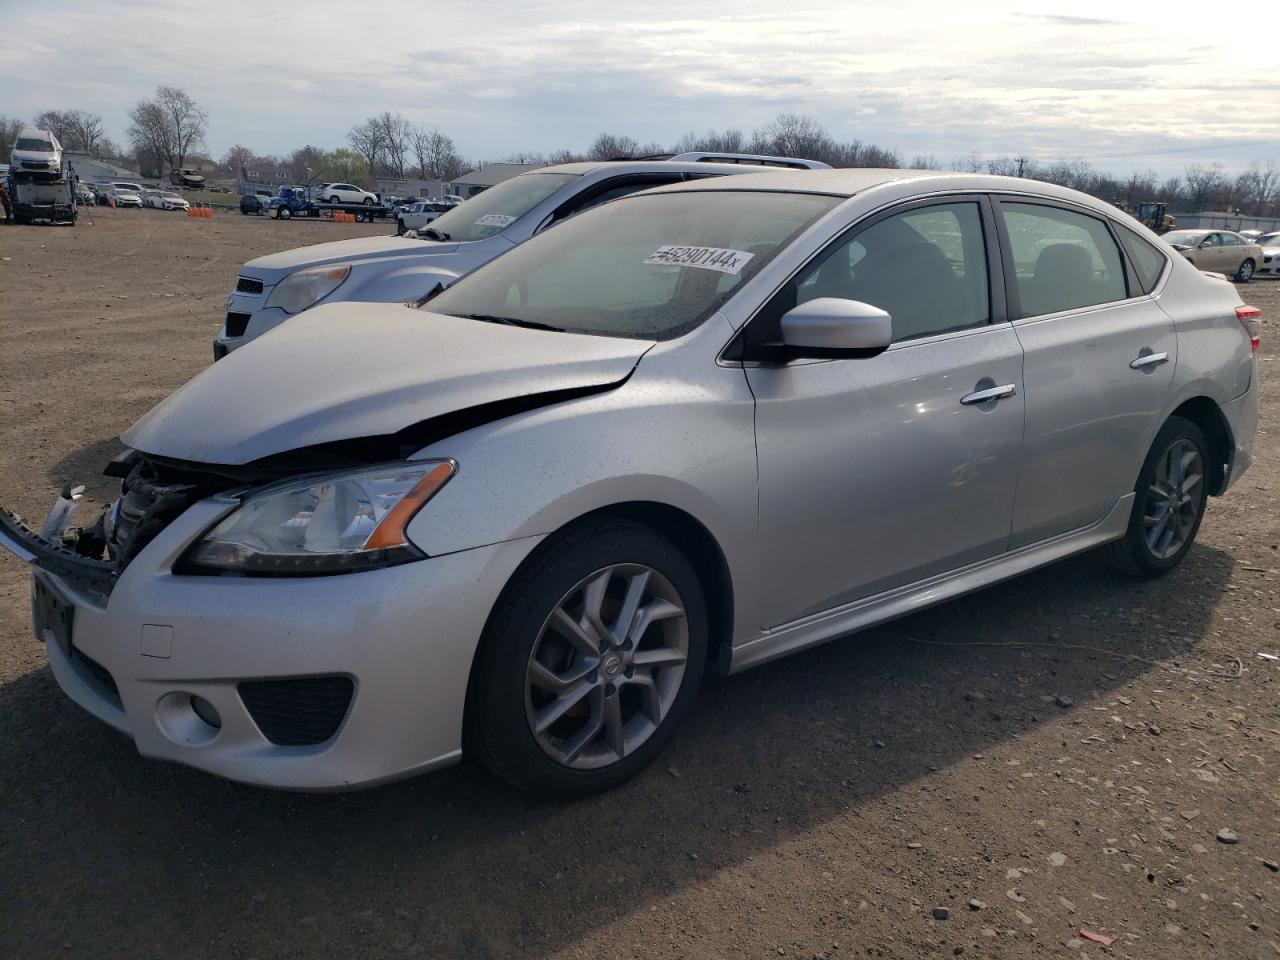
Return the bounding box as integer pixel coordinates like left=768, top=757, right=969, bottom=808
left=1235, top=259, right=1255, bottom=282
left=467, top=519, right=708, bottom=799
left=1103, top=416, right=1209, bottom=578
left=363, top=197, right=375, bottom=205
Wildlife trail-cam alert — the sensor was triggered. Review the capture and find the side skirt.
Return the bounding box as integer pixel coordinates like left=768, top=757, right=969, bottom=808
left=727, top=493, right=1135, bottom=674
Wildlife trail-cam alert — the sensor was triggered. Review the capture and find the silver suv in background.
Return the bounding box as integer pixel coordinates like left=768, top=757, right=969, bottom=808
left=214, top=153, right=830, bottom=359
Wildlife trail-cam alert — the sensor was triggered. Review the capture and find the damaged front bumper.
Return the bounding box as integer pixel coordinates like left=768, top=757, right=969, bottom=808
left=0, top=503, right=118, bottom=602
left=0, top=476, right=544, bottom=791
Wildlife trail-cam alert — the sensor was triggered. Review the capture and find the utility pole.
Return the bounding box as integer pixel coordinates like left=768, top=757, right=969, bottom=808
left=1015, top=156, right=1028, bottom=178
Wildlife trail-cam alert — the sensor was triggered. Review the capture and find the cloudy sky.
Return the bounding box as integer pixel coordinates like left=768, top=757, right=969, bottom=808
left=3, top=0, right=1275, bottom=175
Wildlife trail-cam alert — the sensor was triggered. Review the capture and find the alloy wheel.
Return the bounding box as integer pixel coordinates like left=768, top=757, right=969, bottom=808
left=1144, top=438, right=1203, bottom=560
left=525, top=563, right=689, bottom=770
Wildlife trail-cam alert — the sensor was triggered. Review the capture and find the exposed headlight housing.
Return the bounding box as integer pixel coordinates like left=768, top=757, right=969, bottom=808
left=181, top=461, right=455, bottom=576
left=263, top=264, right=352, bottom=314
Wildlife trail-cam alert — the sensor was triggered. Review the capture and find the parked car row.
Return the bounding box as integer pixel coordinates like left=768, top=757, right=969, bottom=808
left=0, top=155, right=1262, bottom=802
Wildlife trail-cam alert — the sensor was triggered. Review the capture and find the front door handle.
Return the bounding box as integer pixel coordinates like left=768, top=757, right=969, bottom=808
left=960, top=383, right=1017, bottom=405
left=1130, top=351, right=1169, bottom=370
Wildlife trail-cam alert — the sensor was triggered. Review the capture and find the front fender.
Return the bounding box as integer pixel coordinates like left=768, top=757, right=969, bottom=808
left=402, top=361, right=761, bottom=646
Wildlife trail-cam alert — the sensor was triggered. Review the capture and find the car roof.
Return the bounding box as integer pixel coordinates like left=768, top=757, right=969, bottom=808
left=537, top=159, right=836, bottom=178
left=636, top=168, right=1151, bottom=215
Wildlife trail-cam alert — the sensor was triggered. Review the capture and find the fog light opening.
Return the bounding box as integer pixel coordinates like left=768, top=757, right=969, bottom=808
left=190, top=695, right=222, bottom=729
left=155, top=691, right=222, bottom=746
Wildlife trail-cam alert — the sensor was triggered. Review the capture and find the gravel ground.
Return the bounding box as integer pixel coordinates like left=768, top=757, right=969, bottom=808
left=0, top=209, right=1277, bottom=959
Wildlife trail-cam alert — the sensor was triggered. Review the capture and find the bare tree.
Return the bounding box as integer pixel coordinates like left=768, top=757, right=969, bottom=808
left=546, top=148, right=579, bottom=165
left=749, top=114, right=835, bottom=163
left=586, top=133, right=640, bottom=160
left=347, top=118, right=385, bottom=181
left=33, top=110, right=74, bottom=144
left=1183, top=163, right=1226, bottom=211
left=222, top=144, right=256, bottom=175
left=290, top=145, right=325, bottom=183
left=127, top=86, right=207, bottom=174
left=908, top=153, right=939, bottom=170
left=377, top=112, right=411, bottom=179
left=411, top=126, right=466, bottom=180
left=0, top=114, right=24, bottom=158
left=674, top=128, right=747, bottom=154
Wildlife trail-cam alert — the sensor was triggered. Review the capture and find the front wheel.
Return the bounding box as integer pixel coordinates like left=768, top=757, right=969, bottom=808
left=396, top=219, right=406, bottom=235
left=277, top=206, right=291, bottom=220
left=1235, top=259, right=1255, bottom=283
left=329, top=196, right=341, bottom=204
left=1103, top=416, right=1209, bottom=578
left=466, top=520, right=708, bottom=799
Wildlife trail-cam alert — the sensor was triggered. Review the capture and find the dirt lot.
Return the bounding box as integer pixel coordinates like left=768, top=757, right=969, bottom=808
left=0, top=209, right=1277, bottom=959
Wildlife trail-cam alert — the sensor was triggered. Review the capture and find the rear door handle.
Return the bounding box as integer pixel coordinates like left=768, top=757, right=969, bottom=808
left=960, top=383, right=1017, bottom=405
left=1130, top=351, right=1169, bottom=370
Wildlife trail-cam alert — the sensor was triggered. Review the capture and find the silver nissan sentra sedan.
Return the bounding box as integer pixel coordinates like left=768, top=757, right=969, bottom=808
left=0, top=169, right=1261, bottom=797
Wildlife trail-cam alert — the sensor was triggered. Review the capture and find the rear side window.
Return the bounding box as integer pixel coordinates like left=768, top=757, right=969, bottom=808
left=1115, top=224, right=1169, bottom=294
left=1002, top=202, right=1126, bottom=318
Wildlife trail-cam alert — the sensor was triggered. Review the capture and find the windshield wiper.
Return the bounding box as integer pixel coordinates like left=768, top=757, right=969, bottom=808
left=421, top=226, right=451, bottom=241
left=460, top=313, right=564, bottom=332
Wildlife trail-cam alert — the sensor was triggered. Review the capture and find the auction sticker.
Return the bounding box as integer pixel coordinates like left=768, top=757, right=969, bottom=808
left=644, top=245, right=754, bottom=275
left=474, top=214, right=516, bottom=228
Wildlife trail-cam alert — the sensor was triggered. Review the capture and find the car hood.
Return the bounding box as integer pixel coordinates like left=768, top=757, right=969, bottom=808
left=243, top=235, right=463, bottom=282
left=11, top=148, right=57, bottom=162
left=122, top=302, right=652, bottom=465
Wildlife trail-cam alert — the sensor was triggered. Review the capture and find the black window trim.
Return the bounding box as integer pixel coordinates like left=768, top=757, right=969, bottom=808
left=724, top=192, right=1007, bottom=364
left=990, top=194, right=1150, bottom=322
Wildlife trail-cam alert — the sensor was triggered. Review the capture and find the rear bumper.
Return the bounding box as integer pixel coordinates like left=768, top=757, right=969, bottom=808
left=3, top=497, right=544, bottom=790
left=1219, top=375, right=1258, bottom=492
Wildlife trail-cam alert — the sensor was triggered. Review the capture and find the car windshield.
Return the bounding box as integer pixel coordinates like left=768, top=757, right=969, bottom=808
left=1162, top=230, right=1207, bottom=246
left=423, top=173, right=580, bottom=242
left=1257, top=232, right=1279, bottom=246
left=14, top=138, right=52, bottom=151
left=425, top=189, right=841, bottom=341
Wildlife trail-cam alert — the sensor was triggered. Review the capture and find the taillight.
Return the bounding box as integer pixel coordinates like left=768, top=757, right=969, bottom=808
left=1236, top=305, right=1261, bottom=352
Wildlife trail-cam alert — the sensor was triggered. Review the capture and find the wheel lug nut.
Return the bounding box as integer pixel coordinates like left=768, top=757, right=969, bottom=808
left=622, top=640, right=633, bottom=651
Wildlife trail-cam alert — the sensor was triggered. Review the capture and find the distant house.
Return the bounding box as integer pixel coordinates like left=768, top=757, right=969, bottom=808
left=65, top=152, right=146, bottom=186
left=237, top=164, right=293, bottom=196
left=449, top=161, right=547, bottom=198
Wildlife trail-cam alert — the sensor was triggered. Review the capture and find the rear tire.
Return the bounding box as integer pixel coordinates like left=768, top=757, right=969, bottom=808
left=1235, top=259, right=1255, bottom=283
left=1103, top=416, right=1209, bottom=578
left=363, top=197, right=375, bottom=205
left=466, top=519, right=708, bottom=799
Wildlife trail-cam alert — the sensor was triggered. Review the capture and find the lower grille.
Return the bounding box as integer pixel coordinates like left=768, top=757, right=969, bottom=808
left=235, top=276, right=264, bottom=294
left=71, top=647, right=122, bottom=709
left=239, top=676, right=354, bottom=746
left=225, top=312, right=252, bottom=338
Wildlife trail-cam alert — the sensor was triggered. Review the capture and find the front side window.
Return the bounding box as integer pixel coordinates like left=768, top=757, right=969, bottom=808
left=1202, top=233, right=1223, bottom=247
left=1002, top=202, right=1126, bottom=318
left=426, top=190, right=839, bottom=341
left=425, top=173, right=581, bottom=242
left=764, top=201, right=991, bottom=344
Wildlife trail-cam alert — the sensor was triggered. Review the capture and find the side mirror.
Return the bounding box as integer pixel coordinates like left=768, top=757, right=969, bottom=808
left=778, top=298, right=893, bottom=359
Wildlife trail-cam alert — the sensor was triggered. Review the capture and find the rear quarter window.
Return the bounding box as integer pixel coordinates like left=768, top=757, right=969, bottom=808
left=1115, top=224, right=1169, bottom=294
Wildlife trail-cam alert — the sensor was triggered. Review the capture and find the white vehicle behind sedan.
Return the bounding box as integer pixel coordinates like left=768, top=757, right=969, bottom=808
left=323, top=183, right=379, bottom=204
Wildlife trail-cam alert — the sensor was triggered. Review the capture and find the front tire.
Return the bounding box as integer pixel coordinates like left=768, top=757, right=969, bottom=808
left=1235, top=259, right=1255, bottom=283
left=467, top=519, right=708, bottom=799
left=1104, top=416, right=1209, bottom=578
left=329, top=195, right=341, bottom=204
left=396, top=219, right=406, bottom=235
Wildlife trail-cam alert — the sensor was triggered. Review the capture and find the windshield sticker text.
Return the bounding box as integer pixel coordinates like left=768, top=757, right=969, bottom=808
left=644, top=245, right=755, bottom=275
left=474, top=214, right=517, bottom=228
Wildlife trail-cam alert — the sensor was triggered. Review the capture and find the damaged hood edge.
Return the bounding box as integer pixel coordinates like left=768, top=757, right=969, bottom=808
left=122, top=302, right=653, bottom=466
